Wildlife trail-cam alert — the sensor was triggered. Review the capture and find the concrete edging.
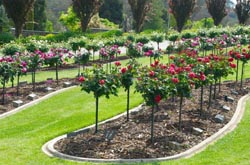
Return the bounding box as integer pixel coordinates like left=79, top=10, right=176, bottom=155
left=0, top=86, right=76, bottom=120
left=42, top=94, right=250, bottom=163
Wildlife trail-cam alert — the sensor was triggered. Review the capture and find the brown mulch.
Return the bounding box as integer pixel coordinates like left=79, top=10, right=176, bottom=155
left=53, top=81, right=250, bottom=159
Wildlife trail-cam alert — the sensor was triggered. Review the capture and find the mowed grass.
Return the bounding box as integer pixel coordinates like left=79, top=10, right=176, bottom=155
left=0, top=86, right=143, bottom=165
left=1, top=54, right=250, bottom=164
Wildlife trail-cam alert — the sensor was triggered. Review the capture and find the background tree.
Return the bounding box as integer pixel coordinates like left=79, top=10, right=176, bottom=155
left=168, top=0, right=196, bottom=32
left=34, top=0, right=47, bottom=31
left=59, top=6, right=80, bottom=32
left=2, top=0, right=35, bottom=37
left=99, top=0, right=123, bottom=25
left=128, top=0, right=151, bottom=33
left=143, top=0, right=167, bottom=30
left=72, top=0, right=103, bottom=32
left=0, top=1, right=9, bottom=33
left=206, top=0, right=227, bottom=26
left=25, top=8, right=34, bottom=30
left=235, top=0, right=250, bottom=25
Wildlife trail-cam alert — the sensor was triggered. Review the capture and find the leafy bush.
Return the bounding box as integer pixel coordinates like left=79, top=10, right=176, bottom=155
left=0, top=32, right=15, bottom=45
left=2, top=42, right=25, bottom=56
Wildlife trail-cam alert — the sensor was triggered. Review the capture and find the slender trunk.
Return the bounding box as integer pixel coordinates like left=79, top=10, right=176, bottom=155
left=95, top=97, right=99, bottom=134
left=78, top=62, right=81, bottom=77
left=151, top=105, right=155, bottom=143
left=179, top=95, right=183, bottom=131
left=208, top=84, right=212, bottom=109
left=200, top=85, right=203, bottom=117
left=11, top=79, right=14, bottom=88
left=17, top=74, right=20, bottom=96
left=32, top=70, right=36, bottom=91
left=126, top=87, right=130, bottom=122
left=236, top=59, right=239, bottom=83
left=240, top=62, right=245, bottom=90
left=213, top=81, right=217, bottom=100
left=219, top=77, right=221, bottom=93
left=93, top=50, right=95, bottom=61
left=56, top=62, right=59, bottom=85
left=2, top=80, right=6, bottom=105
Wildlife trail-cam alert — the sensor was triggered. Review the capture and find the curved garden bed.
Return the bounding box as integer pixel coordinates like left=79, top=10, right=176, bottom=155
left=43, top=82, right=249, bottom=163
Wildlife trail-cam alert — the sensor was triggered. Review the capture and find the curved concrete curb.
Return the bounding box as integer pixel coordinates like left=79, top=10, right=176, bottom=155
left=0, top=86, right=76, bottom=120
left=42, top=94, right=250, bottom=163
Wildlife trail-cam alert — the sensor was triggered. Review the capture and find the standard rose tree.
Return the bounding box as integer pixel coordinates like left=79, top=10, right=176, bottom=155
left=79, top=65, right=120, bottom=133
left=136, top=60, right=169, bottom=143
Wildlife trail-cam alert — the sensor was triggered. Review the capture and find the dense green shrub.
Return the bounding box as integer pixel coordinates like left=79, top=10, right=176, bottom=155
left=0, top=32, right=15, bottom=45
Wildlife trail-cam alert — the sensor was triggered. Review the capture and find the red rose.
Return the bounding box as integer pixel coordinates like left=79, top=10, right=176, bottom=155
left=115, top=61, right=121, bottom=66
left=230, top=62, right=236, bottom=68
left=150, top=63, right=156, bottom=68
left=197, top=57, right=202, bottom=62
left=200, top=73, right=206, bottom=81
left=121, top=67, right=127, bottom=74
left=160, top=64, right=167, bottom=69
left=154, top=60, right=159, bottom=66
left=155, top=95, right=161, bottom=104
left=188, top=72, right=196, bottom=79
left=78, top=76, right=85, bottom=82
left=149, top=71, right=155, bottom=77
left=99, top=79, right=105, bottom=85
left=228, top=57, right=234, bottom=62
left=171, top=77, right=179, bottom=84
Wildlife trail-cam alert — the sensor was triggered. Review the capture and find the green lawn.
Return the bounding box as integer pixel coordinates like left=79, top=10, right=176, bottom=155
left=1, top=55, right=250, bottom=164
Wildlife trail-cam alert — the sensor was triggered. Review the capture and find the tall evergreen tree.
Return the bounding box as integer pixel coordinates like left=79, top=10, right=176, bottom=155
left=2, top=0, right=35, bottom=37
left=168, top=0, right=196, bottom=32
left=99, top=0, right=123, bottom=25
left=235, top=0, right=250, bottom=25
left=128, top=0, right=151, bottom=33
left=72, top=0, right=103, bottom=32
left=34, top=0, right=47, bottom=31
left=206, top=0, right=227, bottom=26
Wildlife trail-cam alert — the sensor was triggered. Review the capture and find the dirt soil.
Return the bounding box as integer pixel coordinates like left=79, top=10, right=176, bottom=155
left=53, top=81, right=250, bottom=159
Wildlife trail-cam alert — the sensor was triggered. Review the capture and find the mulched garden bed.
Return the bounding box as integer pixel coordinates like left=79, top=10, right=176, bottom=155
left=0, top=78, right=249, bottom=159
left=54, top=81, right=249, bottom=159
left=0, top=78, right=79, bottom=114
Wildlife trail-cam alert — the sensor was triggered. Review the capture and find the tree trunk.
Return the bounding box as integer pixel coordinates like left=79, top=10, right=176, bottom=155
left=1, top=80, right=6, bottom=105
left=236, top=59, right=239, bottom=83
left=208, top=83, right=212, bottom=109
left=126, top=87, right=130, bottom=122
left=16, top=74, right=20, bottom=96
left=240, top=62, right=245, bottom=90
left=80, top=19, right=89, bottom=33
left=56, top=62, right=58, bottom=85
left=179, top=95, right=183, bottom=131
left=95, top=97, right=99, bottom=134
left=15, top=23, right=23, bottom=38
left=200, top=85, right=203, bottom=117
left=151, top=105, right=155, bottom=143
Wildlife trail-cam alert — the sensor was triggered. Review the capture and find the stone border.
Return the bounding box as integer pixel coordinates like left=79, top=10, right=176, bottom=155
left=42, top=94, right=250, bottom=163
left=0, top=86, right=76, bottom=120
